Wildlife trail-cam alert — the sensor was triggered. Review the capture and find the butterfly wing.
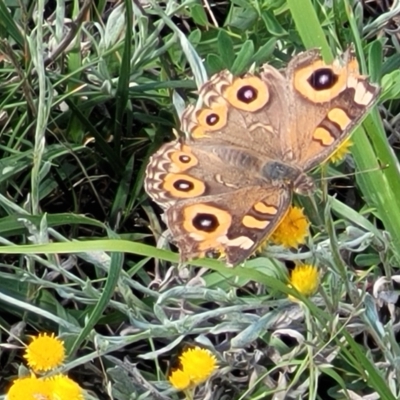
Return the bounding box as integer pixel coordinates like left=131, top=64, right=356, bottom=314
left=165, top=185, right=290, bottom=266
left=145, top=140, right=291, bottom=266
left=180, top=49, right=379, bottom=173
left=281, top=48, right=380, bottom=171
left=179, top=65, right=290, bottom=162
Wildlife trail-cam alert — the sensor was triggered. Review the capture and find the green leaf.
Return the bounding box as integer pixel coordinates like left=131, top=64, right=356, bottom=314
left=231, top=40, right=254, bottom=75
left=113, top=0, right=133, bottom=152
left=70, top=250, right=125, bottom=354
left=261, top=10, right=287, bottom=36
left=0, top=1, right=24, bottom=46
left=382, top=53, right=400, bottom=76
left=226, top=5, right=258, bottom=31
left=190, top=4, right=209, bottom=26
left=340, top=329, right=397, bottom=400
left=287, top=0, right=332, bottom=61
left=252, top=37, right=277, bottom=64
left=354, top=253, right=380, bottom=267
left=368, top=40, right=383, bottom=82
left=381, top=70, right=400, bottom=101
left=206, top=54, right=226, bottom=75
left=217, top=30, right=235, bottom=69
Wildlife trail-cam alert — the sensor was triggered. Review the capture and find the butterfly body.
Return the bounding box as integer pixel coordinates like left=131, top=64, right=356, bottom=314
left=145, top=48, right=380, bottom=266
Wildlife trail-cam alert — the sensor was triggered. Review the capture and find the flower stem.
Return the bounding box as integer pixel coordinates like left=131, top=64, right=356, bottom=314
left=184, top=388, right=194, bottom=400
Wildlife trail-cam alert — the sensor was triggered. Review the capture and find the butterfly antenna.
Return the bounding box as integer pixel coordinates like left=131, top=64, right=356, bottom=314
left=315, top=162, right=388, bottom=184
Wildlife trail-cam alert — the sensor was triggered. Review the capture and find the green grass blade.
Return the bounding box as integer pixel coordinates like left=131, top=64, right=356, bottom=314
left=286, top=0, right=332, bottom=60
left=113, top=0, right=133, bottom=152
left=70, top=251, right=124, bottom=354
left=0, top=1, right=24, bottom=46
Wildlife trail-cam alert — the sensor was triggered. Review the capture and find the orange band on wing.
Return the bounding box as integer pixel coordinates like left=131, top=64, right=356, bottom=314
left=253, top=202, right=278, bottom=215
left=313, top=127, right=335, bottom=146
left=242, top=215, right=270, bottom=229
left=328, top=108, right=351, bottom=130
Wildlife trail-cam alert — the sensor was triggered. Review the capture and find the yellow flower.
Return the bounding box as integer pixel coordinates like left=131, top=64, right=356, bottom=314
left=168, top=368, right=191, bottom=391
left=24, top=333, right=65, bottom=372
left=329, top=138, right=353, bottom=164
left=7, top=375, right=51, bottom=400
left=168, top=347, right=218, bottom=391
left=45, top=374, right=84, bottom=400
left=270, top=206, right=309, bottom=248
left=179, top=347, right=217, bottom=385
left=288, top=264, right=319, bottom=301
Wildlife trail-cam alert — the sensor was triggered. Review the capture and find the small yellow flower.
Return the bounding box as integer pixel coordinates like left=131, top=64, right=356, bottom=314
left=270, top=206, right=309, bottom=248
left=168, top=347, right=218, bottom=391
left=169, top=368, right=191, bottom=391
left=45, top=374, right=84, bottom=400
left=288, top=264, right=319, bottom=301
left=329, top=138, right=353, bottom=164
left=179, top=347, right=217, bottom=385
left=24, top=333, right=65, bottom=372
left=7, top=375, right=51, bottom=400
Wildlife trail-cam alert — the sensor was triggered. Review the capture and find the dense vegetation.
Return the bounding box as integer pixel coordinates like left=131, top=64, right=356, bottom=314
left=1, top=0, right=400, bottom=399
